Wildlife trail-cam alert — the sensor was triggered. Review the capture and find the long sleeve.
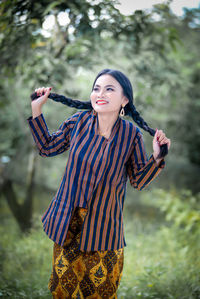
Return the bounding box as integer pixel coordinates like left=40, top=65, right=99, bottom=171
left=27, top=111, right=81, bottom=157
left=126, top=129, right=165, bottom=191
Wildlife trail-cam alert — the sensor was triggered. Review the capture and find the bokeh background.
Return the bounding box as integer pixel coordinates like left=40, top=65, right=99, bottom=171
left=0, top=0, right=200, bottom=298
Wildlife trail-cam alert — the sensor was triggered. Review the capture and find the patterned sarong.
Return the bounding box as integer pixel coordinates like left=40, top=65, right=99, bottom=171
left=48, top=207, right=124, bottom=298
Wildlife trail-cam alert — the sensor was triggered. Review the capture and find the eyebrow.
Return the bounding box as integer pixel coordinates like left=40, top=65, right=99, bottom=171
left=94, top=84, right=115, bottom=88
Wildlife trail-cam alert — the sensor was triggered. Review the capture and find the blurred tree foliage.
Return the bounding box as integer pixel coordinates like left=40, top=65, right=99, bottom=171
left=0, top=0, right=199, bottom=231
left=0, top=0, right=177, bottom=76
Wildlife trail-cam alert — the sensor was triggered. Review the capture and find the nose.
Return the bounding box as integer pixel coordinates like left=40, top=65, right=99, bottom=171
left=97, top=89, right=105, bottom=98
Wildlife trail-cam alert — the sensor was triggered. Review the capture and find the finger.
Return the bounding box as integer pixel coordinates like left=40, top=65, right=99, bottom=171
left=40, top=87, right=45, bottom=95
left=157, top=130, right=164, bottom=136
left=155, top=129, right=163, bottom=143
left=44, top=86, right=52, bottom=96
left=159, top=138, right=166, bottom=145
left=160, top=137, right=170, bottom=146
left=35, top=88, right=43, bottom=96
left=45, top=86, right=52, bottom=93
left=157, top=129, right=166, bottom=141
left=157, top=129, right=162, bottom=134
left=35, top=88, right=40, bottom=95
left=158, top=134, right=166, bottom=143
left=154, top=128, right=159, bottom=141
left=36, top=87, right=43, bottom=96
left=44, top=87, right=50, bottom=92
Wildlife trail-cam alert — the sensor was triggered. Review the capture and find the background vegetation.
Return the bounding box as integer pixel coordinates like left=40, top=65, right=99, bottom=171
left=0, top=0, right=199, bottom=298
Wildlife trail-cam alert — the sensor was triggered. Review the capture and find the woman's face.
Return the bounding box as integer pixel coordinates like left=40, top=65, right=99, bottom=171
left=90, top=74, right=129, bottom=115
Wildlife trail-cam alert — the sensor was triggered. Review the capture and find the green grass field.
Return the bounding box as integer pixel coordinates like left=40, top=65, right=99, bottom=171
left=0, top=188, right=199, bottom=299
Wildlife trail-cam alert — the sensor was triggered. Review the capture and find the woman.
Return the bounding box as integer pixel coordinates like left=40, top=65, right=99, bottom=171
left=27, top=69, right=171, bottom=298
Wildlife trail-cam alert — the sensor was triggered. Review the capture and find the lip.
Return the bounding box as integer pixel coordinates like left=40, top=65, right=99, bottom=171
left=96, top=100, right=108, bottom=105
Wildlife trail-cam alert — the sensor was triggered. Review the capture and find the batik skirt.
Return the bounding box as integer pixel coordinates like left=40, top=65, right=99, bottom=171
left=48, top=207, right=124, bottom=298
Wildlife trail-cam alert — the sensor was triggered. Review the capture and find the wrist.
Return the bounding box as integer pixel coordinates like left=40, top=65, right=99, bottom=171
left=153, top=153, right=163, bottom=166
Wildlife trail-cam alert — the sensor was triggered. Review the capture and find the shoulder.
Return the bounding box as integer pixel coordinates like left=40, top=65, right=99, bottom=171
left=121, top=118, right=142, bottom=137
left=121, top=119, right=145, bottom=151
left=65, top=110, right=91, bottom=123
left=62, top=110, right=93, bottom=130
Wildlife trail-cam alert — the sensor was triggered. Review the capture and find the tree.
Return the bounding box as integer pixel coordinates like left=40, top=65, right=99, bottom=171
left=1, top=0, right=192, bottom=232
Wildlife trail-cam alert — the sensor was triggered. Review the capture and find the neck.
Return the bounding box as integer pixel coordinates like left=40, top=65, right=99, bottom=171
left=97, top=111, right=119, bottom=137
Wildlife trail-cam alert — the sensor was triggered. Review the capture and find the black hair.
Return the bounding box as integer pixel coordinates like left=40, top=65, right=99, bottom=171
left=31, top=68, right=168, bottom=158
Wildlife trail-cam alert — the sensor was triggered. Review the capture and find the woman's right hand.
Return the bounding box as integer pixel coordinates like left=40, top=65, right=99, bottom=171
left=32, top=86, right=52, bottom=108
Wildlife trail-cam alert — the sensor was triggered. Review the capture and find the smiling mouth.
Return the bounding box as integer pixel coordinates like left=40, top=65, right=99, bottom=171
left=96, top=100, right=108, bottom=104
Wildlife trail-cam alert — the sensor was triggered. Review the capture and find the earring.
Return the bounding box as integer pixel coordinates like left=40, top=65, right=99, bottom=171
left=93, top=109, right=97, bottom=116
left=120, top=106, right=125, bottom=117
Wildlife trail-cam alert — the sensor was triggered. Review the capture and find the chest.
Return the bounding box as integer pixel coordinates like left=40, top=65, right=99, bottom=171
left=68, top=117, right=133, bottom=185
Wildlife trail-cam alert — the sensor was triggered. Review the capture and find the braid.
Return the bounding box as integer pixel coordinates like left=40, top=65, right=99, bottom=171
left=30, top=91, right=168, bottom=159
left=125, top=102, right=168, bottom=159
left=126, top=103, right=155, bottom=136
left=30, top=92, right=93, bottom=110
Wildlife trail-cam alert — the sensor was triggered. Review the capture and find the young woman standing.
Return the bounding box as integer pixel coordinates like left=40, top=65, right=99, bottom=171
left=27, top=69, right=171, bottom=298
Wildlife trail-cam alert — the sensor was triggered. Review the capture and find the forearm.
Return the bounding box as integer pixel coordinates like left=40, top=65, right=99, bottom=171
left=127, top=130, right=165, bottom=191
left=27, top=113, right=70, bottom=157
left=27, top=111, right=81, bottom=157
left=132, top=155, right=165, bottom=190
left=31, top=103, right=42, bottom=119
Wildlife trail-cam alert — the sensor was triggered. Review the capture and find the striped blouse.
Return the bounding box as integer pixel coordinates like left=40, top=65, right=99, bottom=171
left=27, top=109, right=165, bottom=251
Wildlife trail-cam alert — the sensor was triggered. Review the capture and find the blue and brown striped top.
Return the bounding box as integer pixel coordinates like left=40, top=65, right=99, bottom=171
left=27, top=109, right=165, bottom=251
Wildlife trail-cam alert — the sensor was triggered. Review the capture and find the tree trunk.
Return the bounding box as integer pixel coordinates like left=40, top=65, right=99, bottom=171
left=1, top=149, right=37, bottom=232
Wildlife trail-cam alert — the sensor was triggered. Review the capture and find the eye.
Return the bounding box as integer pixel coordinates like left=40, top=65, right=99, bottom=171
left=107, top=87, right=114, bottom=91
left=93, top=87, right=99, bottom=91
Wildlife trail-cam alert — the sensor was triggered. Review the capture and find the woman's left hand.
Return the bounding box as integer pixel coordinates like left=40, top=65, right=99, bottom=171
left=153, top=129, right=171, bottom=161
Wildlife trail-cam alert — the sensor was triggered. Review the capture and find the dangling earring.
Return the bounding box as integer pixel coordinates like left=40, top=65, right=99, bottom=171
left=93, top=109, right=97, bottom=116
left=120, top=105, right=125, bottom=117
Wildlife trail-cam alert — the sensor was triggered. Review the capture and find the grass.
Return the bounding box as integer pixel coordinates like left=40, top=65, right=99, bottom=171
left=119, top=219, right=200, bottom=299
left=0, top=188, right=199, bottom=299
left=0, top=215, right=52, bottom=299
